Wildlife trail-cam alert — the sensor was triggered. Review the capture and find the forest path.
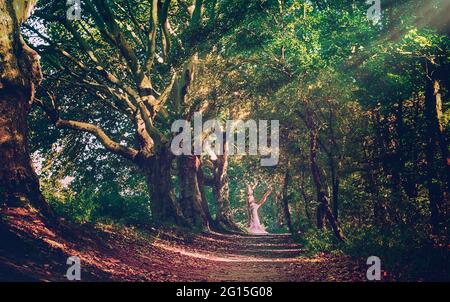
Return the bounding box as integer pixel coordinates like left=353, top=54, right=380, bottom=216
left=203, top=233, right=305, bottom=259
left=158, top=232, right=365, bottom=282
left=179, top=233, right=308, bottom=281
left=0, top=208, right=365, bottom=281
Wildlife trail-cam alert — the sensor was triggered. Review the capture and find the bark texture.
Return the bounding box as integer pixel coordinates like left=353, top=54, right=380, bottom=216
left=281, top=170, right=294, bottom=233
left=424, top=69, right=447, bottom=234
left=141, top=148, right=186, bottom=226
left=212, top=137, right=240, bottom=232
left=178, top=155, right=210, bottom=230
left=0, top=0, right=52, bottom=216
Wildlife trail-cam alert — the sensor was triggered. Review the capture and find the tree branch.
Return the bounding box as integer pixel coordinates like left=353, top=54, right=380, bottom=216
left=257, top=188, right=272, bottom=207
left=145, top=0, right=159, bottom=73
left=36, top=99, right=139, bottom=161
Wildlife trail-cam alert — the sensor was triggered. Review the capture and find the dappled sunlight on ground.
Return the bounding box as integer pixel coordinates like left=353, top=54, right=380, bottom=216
left=0, top=208, right=365, bottom=282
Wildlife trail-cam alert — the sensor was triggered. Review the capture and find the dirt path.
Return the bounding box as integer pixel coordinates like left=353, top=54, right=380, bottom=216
left=0, top=208, right=365, bottom=282
left=154, top=232, right=365, bottom=282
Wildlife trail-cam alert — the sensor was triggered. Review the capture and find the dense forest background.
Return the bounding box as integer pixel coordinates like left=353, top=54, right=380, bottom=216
left=1, top=0, right=449, bottom=281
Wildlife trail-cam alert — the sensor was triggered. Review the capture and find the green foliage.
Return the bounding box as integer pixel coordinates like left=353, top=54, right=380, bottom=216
left=43, top=179, right=150, bottom=226
left=297, top=223, right=450, bottom=281
left=300, top=228, right=340, bottom=255
left=343, top=224, right=450, bottom=281
left=25, top=0, right=450, bottom=280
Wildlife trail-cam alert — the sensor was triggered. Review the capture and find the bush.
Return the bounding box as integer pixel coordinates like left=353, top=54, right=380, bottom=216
left=296, top=223, right=449, bottom=281
left=343, top=224, right=450, bottom=281
left=44, top=181, right=151, bottom=226
left=299, top=228, right=343, bottom=255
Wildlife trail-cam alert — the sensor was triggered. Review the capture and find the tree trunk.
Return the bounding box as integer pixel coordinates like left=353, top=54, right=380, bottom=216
left=330, top=157, right=339, bottom=220
left=304, top=109, right=345, bottom=241
left=430, top=76, right=450, bottom=164
left=299, top=170, right=311, bottom=222
left=424, top=71, right=445, bottom=234
left=372, top=111, right=398, bottom=226
left=0, top=0, right=52, bottom=217
left=140, top=148, right=186, bottom=226
left=0, top=88, right=50, bottom=216
left=247, top=185, right=271, bottom=235
left=327, top=107, right=340, bottom=220
left=281, top=170, right=294, bottom=233
left=212, top=137, right=240, bottom=232
left=429, top=76, right=450, bottom=198
left=178, top=155, right=210, bottom=230
left=196, top=160, right=218, bottom=229
left=363, top=134, right=385, bottom=226
left=275, top=192, right=284, bottom=228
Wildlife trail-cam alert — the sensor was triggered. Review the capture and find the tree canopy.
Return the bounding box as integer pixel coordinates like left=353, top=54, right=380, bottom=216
left=1, top=0, right=448, bottom=281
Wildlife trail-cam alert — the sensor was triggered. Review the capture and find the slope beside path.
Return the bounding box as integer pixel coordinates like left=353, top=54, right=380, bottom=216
left=0, top=208, right=365, bottom=281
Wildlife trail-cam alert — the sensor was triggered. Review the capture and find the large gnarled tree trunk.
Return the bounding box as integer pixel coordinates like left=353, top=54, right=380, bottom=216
left=140, top=147, right=186, bottom=226
left=33, top=1, right=210, bottom=229
left=0, top=0, right=52, bottom=217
